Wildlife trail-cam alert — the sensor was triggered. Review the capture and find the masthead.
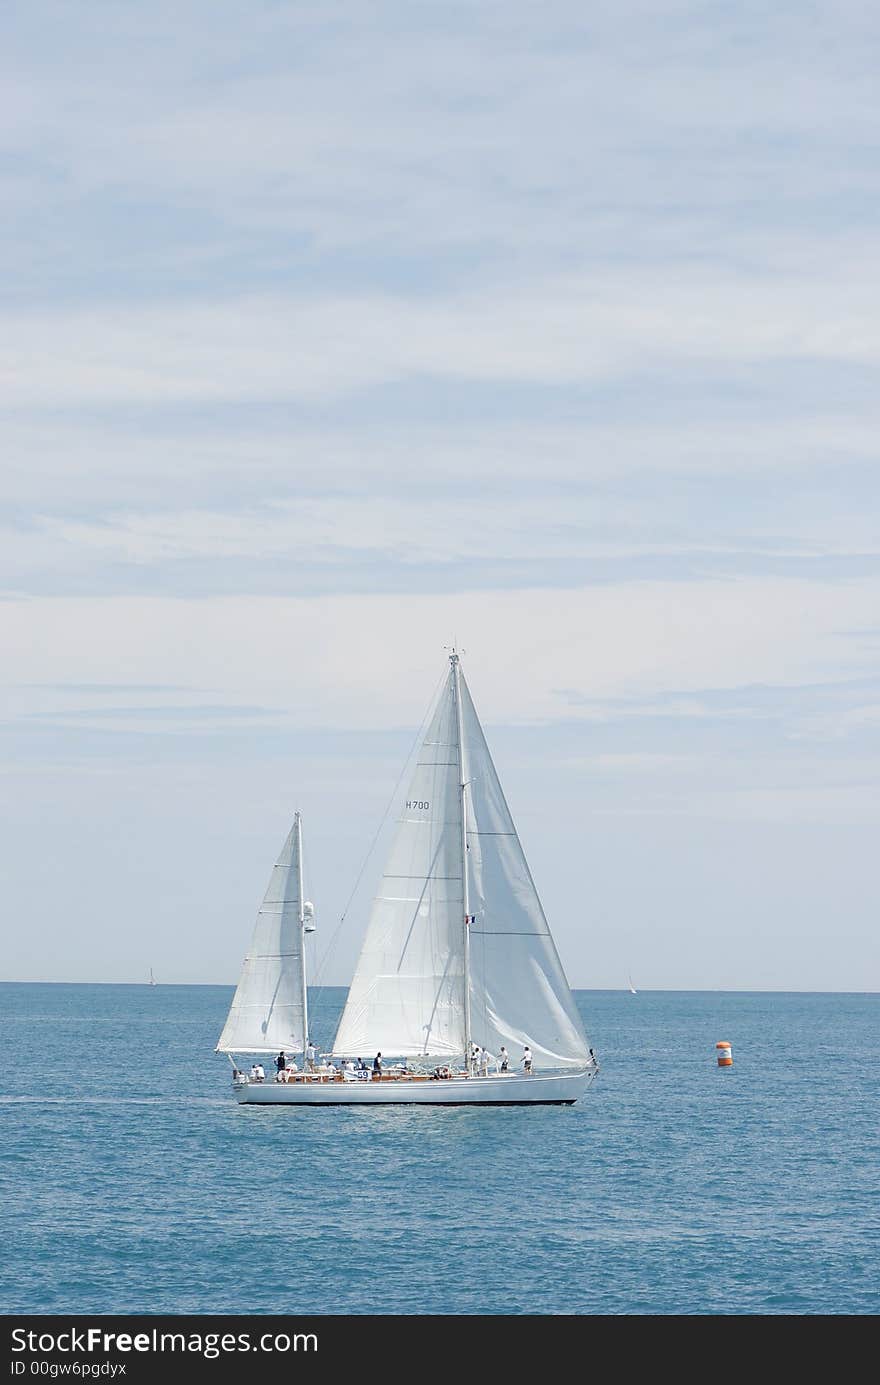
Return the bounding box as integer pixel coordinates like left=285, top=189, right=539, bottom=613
left=445, top=642, right=464, bottom=667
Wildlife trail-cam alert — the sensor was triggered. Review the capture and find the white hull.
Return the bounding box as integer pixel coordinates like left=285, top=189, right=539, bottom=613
left=233, top=1067, right=595, bottom=1106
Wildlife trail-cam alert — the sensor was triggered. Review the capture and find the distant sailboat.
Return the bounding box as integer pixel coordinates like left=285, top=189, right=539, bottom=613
left=628, top=974, right=637, bottom=995
left=149, top=968, right=158, bottom=987
left=217, top=652, right=598, bottom=1106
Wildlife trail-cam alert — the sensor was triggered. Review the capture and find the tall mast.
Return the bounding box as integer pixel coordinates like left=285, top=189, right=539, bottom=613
left=296, top=810, right=309, bottom=1060
left=450, top=652, right=472, bottom=1070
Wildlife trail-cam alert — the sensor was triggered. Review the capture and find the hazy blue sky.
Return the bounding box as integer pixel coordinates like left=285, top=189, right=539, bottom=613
left=2, top=1, right=878, bottom=991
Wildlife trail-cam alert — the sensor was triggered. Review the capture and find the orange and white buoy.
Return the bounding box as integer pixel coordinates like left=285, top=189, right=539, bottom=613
left=716, top=1041, right=733, bottom=1068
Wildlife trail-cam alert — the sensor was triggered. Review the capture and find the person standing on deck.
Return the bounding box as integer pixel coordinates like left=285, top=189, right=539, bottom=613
left=305, top=1039, right=317, bottom=1072
left=373, top=1052, right=383, bottom=1078
left=522, top=1046, right=532, bottom=1075
left=499, top=1047, right=509, bottom=1072
left=275, top=1051, right=286, bottom=1077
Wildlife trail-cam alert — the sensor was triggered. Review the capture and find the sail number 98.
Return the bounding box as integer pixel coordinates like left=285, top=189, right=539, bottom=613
left=406, top=800, right=430, bottom=810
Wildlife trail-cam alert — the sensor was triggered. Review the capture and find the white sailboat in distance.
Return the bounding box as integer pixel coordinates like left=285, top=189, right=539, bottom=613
left=217, top=652, right=598, bottom=1105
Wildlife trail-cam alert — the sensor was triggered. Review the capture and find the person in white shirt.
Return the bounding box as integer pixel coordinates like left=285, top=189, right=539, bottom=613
left=480, top=1048, right=494, bottom=1076
left=498, top=1046, right=509, bottom=1072
left=522, top=1046, right=532, bottom=1075
left=251, top=1063, right=265, bottom=1082
left=305, top=1040, right=317, bottom=1072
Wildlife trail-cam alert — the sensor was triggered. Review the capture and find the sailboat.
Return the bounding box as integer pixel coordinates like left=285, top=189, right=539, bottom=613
left=628, top=974, right=637, bottom=995
left=149, top=968, right=157, bottom=987
left=217, top=652, right=597, bottom=1105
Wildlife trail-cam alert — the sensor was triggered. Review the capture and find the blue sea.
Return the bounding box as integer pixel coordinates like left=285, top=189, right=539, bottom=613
left=1, top=984, right=877, bottom=1316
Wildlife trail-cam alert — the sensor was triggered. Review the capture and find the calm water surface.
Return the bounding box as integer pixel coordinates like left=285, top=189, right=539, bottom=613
left=1, top=984, right=877, bottom=1315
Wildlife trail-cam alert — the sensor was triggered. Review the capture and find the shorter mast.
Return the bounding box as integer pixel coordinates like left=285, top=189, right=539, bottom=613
left=296, top=811, right=309, bottom=1060
left=451, top=652, right=472, bottom=1070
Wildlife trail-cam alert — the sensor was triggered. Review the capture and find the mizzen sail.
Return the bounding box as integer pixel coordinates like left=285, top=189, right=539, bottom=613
left=216, top=816, right=308, bottom=1054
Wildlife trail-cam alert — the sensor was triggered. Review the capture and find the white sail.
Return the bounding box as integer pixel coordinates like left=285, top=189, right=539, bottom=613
left=460, top=675, right=590, bottom=1068
left=216, top=818, right=308, bottom=1054
left=332, top=671, right=467, bottom=1058
left=332, top=658, right=590, bottom=1071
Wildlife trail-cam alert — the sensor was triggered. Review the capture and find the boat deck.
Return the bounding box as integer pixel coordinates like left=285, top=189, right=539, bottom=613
left=233, top=1065, right=595, bottom=1105
left=245, top=1070, right=512, bottom=1086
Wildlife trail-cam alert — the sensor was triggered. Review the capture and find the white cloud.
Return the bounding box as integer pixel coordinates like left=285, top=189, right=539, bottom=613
left=7, top=496, right=877, bottom=582
left=3, top=577, right=878, bottom=731
left=3, top=411, right=878, bottom=518
left=5, top=264, right=880, bottom=409
left=5, top=1, right=878, bottom=263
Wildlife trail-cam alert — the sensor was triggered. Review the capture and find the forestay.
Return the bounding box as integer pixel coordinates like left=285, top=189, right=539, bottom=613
left=216, top=820, right=307, bottom=1054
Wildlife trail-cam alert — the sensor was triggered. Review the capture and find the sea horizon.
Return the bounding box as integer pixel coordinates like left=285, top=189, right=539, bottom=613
left=2, top=978, right=876, bottom=995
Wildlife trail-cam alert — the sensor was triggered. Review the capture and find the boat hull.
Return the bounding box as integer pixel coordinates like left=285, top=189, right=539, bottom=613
left=233, top=1068, right=595, bottom=1105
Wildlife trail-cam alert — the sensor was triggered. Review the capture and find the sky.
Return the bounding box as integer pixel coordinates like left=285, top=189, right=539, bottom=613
left=2, top=1, right=878, bottom=992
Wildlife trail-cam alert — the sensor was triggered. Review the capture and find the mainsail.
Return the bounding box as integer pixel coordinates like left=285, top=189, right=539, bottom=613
left=216, top=814, right=309, bottom=1054
left=332, top=658, right=590, bottom=1069
left=332, top=677, right=467, bottom=1058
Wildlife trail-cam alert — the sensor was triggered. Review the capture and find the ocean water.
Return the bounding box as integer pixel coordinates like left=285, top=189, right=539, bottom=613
left=1, top=984, right=877, bottom=1316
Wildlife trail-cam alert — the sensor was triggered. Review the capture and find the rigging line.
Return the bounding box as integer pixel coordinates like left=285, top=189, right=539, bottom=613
left=308, top=665, right=449, bottom=1026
